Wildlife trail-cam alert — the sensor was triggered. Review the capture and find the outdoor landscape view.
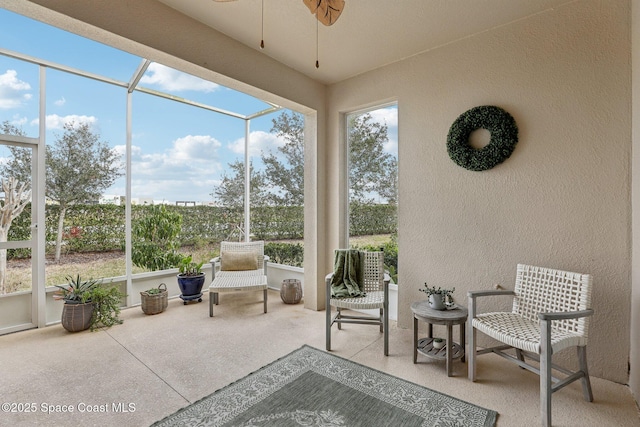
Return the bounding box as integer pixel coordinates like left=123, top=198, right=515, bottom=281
left=0, top=9, right=398, bottom=295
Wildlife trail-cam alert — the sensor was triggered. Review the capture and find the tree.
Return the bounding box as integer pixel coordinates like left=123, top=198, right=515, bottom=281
left=212, top=160, right=268, bottom=208
left=258, top=111, right=397, bottom=206
left=348, top=113, right=397, bottom=204
left=262, top=111, right=305, bottom=206
left=2, top=121, right=123, bottom=262
left=0, top=122, right=31, bottom=294
left=0, top=178, right=31, bottom=294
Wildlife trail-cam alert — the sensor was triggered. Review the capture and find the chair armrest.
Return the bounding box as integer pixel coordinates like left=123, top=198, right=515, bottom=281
left=538, top=308, right=593, bottom=321
left=468, top=289, right=515, bottom=319
left=210, top=257, right=220, bottom=280
left=468, top=289, right=515, bottom=299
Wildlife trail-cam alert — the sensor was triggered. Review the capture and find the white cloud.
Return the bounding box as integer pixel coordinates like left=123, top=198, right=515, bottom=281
left=140, top=63, right=219, bottom=93
left=54, top=96, right=66, bottom=107
left=369, top=107, right=398, bottom=128
left=0, top=69, right=32, bottom=110
left=384, top=138, right=398, bottom=155
left=33, top=114, right=98, bottom=130
left=367, top=107, right=398, bottom=155
left=109, top=132, right=291, bottom=202
left=129, top=135, right=222, bottom=173
left=118, top=135, right=224, bottom=202
left=9, top=114, right=28, bottom=127
left=228, top=130, right=285, bottom=157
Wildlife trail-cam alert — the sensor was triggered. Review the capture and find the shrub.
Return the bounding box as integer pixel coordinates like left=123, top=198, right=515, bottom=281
left=131, top=205, right=184, bottom=271
left=353, top=234, right=398, bottom=283
left=265, top=242, right=304, bottom=267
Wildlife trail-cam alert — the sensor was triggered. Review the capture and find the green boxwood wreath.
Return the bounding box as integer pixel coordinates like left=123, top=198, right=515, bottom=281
left=446, top=105, right=518, bottom=171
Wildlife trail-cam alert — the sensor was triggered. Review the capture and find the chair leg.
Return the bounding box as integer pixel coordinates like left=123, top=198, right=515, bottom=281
left=263, top=289, right=268, bottom=313
left=577, top=346, right=594, bottom=402
left=516, top=348, right=525, bottom=363
left=383, top=307, right=389, bottom=356
left=380, top=308, right=384, bottom=333
left=337, top=308, right=342, bottom=330
left=468, top=320, right=477, bottom=381
left=209, top=291, right=214, bottom=317
left=326, top=281, right=332, bottom=351
left=540, top=319, right=552, bottom=427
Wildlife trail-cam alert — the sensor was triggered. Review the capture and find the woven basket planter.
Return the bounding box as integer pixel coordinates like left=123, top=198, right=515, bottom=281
left=140, top=283, right=168, bottom=315
left=61, top=302, right=94, bottom=332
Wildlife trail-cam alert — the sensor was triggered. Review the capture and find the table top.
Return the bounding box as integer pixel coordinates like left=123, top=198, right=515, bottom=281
left=411, top=300, right=468, bottom=322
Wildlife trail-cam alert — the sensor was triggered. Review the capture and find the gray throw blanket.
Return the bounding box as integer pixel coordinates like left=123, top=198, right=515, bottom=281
left=330, top=249, right=366, bottom=298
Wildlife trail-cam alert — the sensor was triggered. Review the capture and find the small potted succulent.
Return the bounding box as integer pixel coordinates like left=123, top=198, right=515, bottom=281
left=177, top=255, right=205, bottom=304
left=54, top=275, right=99, bottom=332
left=54, top=275, right=125, bottom=332
left=419, top=284, right=455, bottom=310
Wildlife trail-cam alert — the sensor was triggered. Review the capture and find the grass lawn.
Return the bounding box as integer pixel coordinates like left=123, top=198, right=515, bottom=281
left=3, top=235, right=393, bottom=293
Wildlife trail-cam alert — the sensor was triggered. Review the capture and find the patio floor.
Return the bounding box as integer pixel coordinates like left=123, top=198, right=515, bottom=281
left=0, top=289, right=637, bottom=426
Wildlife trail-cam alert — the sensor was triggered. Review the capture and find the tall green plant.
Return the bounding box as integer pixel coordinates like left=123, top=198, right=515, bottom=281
left=131, top=205, right=184, bottom=271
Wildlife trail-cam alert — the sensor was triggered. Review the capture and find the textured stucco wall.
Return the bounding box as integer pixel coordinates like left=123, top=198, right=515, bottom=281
left=327, top=0, right=631, bottom=383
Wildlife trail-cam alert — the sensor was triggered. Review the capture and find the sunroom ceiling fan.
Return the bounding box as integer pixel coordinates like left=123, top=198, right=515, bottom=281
left=212, top=0, right=346, bottom=26
left=212, top=0, right=345, bottom=68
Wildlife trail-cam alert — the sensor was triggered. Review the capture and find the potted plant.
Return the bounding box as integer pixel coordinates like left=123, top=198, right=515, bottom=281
left=140, top=283, right=168, bottom=315
left=54, top=275, right=126, bottom=332
left=54, top=275, right=98, bottom=332
left=433, top=338, right=446, bottom=350
left=419, top=284, right=455, bottom=310
left=177, top=255, right=205, bottom=304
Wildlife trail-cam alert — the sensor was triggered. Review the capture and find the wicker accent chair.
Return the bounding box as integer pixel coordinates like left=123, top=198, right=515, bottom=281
left=325, top=250, right=390, bottom=355
left=209, top=241, right=269, bottom=317
left=468, top=264, right=593, bottom=427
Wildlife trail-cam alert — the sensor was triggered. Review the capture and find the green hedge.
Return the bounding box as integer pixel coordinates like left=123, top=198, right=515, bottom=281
left=6, top=203, right=396, bottom=262
left=349, top=203, right=397, bottom=236
left=264, top=242, right=304, bottom=267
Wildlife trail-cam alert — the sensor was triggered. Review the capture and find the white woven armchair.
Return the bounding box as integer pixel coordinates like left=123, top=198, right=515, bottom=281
left=325, top=250, right=389, bottom=355
left=209, top=241, right=269, bottom=317
left=468, top=264, right=593, bottom=427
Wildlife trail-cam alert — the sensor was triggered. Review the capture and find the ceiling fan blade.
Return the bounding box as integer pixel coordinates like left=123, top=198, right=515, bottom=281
left=303, top=0, right=345, bottom=26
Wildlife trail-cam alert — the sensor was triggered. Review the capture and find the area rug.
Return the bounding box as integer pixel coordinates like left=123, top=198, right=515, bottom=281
left=152, top=345, right=497, bottom=427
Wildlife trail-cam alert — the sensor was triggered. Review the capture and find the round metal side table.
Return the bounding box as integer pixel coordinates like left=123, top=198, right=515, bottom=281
left=411, top=300, right=468, bottom=377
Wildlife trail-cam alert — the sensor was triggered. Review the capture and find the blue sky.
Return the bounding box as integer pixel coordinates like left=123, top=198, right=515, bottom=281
left=0, top=8, right=397, bottom=204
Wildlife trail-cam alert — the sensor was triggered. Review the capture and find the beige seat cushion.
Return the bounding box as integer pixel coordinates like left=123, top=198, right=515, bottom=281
left=220, top=251, right=258, bottom=271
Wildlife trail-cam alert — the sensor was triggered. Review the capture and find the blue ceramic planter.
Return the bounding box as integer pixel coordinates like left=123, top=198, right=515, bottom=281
left=177, top=273, right=205, bottom=304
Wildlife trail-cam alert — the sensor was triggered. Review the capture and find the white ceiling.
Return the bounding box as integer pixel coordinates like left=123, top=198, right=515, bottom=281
left=158, top=0, right=571, bottom=85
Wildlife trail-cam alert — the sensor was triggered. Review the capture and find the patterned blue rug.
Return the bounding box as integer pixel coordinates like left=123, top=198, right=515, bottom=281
left=152, top=345, right=497, bottom=426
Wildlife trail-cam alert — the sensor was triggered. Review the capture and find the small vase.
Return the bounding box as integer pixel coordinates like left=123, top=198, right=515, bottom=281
left=428, top=294, right=446, bottom=310
left=433, top=339, right=445, bottom=349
